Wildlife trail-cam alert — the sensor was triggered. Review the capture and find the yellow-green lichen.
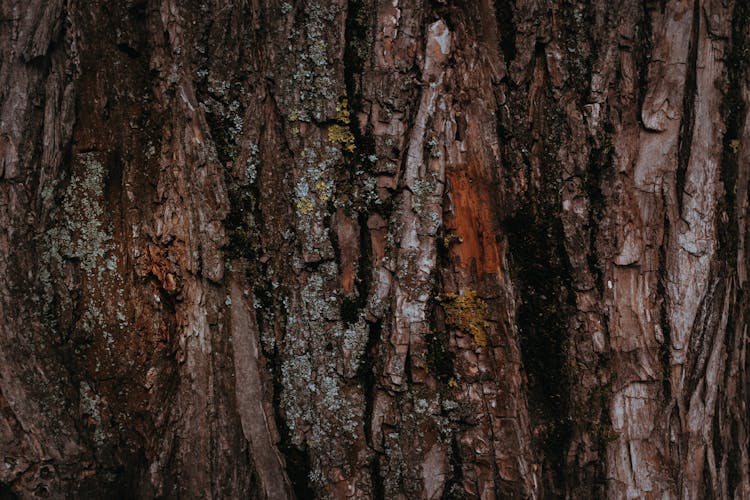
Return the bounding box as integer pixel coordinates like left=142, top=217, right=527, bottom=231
left=328, top=98, right=355, bottom=152
left=296, top=198, right=315, bottom=215
left=315, top=179, right=333, bottom=202
left=438, top=289, right=489, bottom=347
left=441, top=231, right=463, bottom=248
left=335, top=98, right=351, bottom=124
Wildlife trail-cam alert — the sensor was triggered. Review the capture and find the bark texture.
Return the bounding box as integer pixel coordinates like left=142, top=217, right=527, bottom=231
left=1, top=0, right=749, bottom=498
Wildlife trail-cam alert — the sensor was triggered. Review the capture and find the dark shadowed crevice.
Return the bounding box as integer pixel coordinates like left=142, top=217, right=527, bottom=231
left=340, top=0, right=385, bottom=467
left=202, top=103, right=242, bottom=168
left=504, top=207, right=574, bottom=495
left=726, top=317, right=746, bottom=496
left=336, top=208, right=374, bottom=325
left=76, top=465, right=135, bottom=499
left=701, top=455, right=712, bottom=498
left=340, top=0, right=380, bottom=326
left=728, top=416, right=742, bottom=492
left=711, top=377, right=724, bottom=478
left=746, top=376, right=750, bottom=497
left=714, top=7, right=749, bottom=493
left=717, top=0, right=749, bottom=269
left=370, top=455, right=385, bottom=500
left=282, top=447, right=315, bottom=499
left=360, top=320, right=382, bottom=446
left=658, top=212, right=673, bottom=401
left=494, top=0, right=516, bottom=64
left=126, top=1, right=147, bottom=19
left=728, top=290, right=748, bottom=495
left=740, top=288, right=750, bottom=491
left=497, top=39, right=576, bottom=495
left=636, top=0, right=654, bottom=127
left=425, top=330, right=455, bottom=385
left=0, top=483, right=18, bottom=500
left=585, top=133, right=613, bottom=295
left=221, top=122, right=262, bottom=262
left=340, top=296, right=361, bottom=326
left=685, top=279, right=724, bottom=398
left=426, top=287, right=456, bottom=384
left=360, top=319, right=385, bottom=499
left=115, top=43, right=140, bottom=58
left=675, top=0, right=700, bottom=215
left=715, top=283, right=745, bottom=495
left=343, top=0, right=370, bottom=102
left=342, top=6, right=388, bottom=490
left=355, top=211, right=373, bottom=305
left=442, top=437, right=465, bottom=499
left=223, top=181, right=260, bottom=262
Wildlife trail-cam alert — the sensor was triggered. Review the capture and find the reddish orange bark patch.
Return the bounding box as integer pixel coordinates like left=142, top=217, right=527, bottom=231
left=445, top=164, right=502, bottom=277
left=138, top=242, right=185, bottom=294
left=367, top=214, right=387, bottom=263
left=336, top=210, right=359, bottom=294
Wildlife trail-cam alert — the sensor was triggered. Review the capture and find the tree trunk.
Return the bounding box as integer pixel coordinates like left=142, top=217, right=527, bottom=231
left=1, top=0, right=749, bottom=498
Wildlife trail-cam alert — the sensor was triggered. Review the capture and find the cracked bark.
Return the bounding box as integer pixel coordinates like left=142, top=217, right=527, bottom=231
left=1, top=0, right=749, bottom=498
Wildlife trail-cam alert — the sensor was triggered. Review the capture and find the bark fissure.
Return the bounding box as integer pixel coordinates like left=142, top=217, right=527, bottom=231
left=675, top=0, right=701, bottom=216
left=2, top=0, right=749, bottom=498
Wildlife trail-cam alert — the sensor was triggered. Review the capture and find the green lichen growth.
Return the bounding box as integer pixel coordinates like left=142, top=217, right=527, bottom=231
left=438, top=289, right=489, bottom=347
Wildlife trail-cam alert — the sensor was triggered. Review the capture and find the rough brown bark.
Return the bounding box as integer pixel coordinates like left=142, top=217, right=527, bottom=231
left=1, top=0, right=749, bottom=498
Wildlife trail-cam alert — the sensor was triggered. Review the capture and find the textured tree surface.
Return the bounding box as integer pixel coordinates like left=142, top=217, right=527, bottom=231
left=1, top=0, right=750, bottom=498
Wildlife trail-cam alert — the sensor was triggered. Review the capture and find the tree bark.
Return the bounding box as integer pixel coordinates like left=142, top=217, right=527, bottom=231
left=1, top=0, right=748, bottom=498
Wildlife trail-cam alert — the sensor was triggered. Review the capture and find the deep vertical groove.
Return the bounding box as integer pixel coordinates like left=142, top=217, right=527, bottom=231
left=658, top=211, right=674, bottom=402
left=717, top=0, right=749, bottom=269
left=719, top=3, right=750, bottom=495
left=494, top=0, right=517, bottom=65
left=675, top=0, right=700, bottom=214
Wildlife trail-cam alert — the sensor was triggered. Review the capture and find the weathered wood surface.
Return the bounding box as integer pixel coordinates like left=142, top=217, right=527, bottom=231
left=0, top=0, right=748, bottom=498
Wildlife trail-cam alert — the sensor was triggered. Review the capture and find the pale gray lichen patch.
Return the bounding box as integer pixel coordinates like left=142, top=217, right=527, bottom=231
left=280, top=261, right=367, bottom=489
left=42, top=152, right=127, bottom=349
left=294, top=144, right=340, bottom=260
left=79, top=381, right=107, bottom=446
left=411, top=178, right=437, bottom=215
left=45, top=153, right=113, bottom=274
left=245, top=143, right=260, bottom=183
left=200, top=77, right=249, bottom=162
left=277, top=2, right=342, bottom=122
left=340, top=318, right=368, bottom=376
